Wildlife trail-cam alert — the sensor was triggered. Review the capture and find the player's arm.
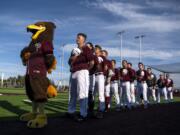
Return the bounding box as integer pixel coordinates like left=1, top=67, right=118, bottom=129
left=68, top=55, right=78, bottom=65
left=88, top=60, right=95, bottom=70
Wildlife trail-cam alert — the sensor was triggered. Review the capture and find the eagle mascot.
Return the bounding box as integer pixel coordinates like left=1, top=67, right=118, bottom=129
left=20, top=22, right=57, bottom=128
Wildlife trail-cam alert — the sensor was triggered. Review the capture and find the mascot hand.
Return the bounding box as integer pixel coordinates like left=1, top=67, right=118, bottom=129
left=47, top=85, right=57, bottom=98
left=47, top=59, right=57, bottom=74
left=20, top=47, right=31, bottom=66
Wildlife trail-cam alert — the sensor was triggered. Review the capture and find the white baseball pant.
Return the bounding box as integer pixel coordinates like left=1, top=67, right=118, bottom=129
left=130, top=82, right=136, bottom=105
left=68, top=69, right=89, bottom=117
left=94, top=74, right=105, bottom=112
left=167, top=87, right=173, bottom=101
left=121, top=81, right=131, bottom=108
left=110, top=81, right=120, bottom=108
left=119, top=81, right=125, bottom=107
left=137, top=82, right=148, bottom=106
left=147, top=87, right=157, bottom=102
left=157, top=87, right=168, bottom=103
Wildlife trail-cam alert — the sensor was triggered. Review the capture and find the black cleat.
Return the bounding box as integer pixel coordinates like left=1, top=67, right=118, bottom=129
left=65, top=112, right=76, bottom=119
left=87, top=111, right=96, bottom=118
left=75, top=115, right=87, bottom=122
left=96, top=111, right=104, bottom=119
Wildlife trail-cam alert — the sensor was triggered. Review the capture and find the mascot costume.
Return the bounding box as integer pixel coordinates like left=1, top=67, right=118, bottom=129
left=20, top=22, right=57, bottom=128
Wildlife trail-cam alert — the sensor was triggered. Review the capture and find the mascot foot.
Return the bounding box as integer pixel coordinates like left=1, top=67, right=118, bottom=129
left=27, top=114, right=47, bottom=128
left=20, top=113, right=37, bottom=122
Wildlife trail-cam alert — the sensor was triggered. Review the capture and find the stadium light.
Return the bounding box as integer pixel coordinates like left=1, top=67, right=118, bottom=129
left=58, top=44, right=67, bottom=91
left=135, top=35, right=145, bottom=62
left=1, top=73, right=4, bottom=88
left=117, top=30, right=125, bottom=67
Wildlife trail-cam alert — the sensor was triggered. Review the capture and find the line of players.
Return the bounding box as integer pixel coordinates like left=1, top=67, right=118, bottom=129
left=67, top=33, right=174, bottom=122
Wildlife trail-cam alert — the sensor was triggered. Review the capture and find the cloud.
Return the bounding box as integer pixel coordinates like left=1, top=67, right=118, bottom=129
left=104, top=46, right=176, bottom=60
left=63, top=43, right=77, bottom=52
left=61, top=43, right=179, bottom=60
left=146, top=0, right=180, bottom=11
left=88, top=0, right=180, bottom=32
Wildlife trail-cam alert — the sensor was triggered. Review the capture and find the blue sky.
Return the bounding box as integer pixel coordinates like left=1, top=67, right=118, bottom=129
left=0, top=0, right=180, bottom=86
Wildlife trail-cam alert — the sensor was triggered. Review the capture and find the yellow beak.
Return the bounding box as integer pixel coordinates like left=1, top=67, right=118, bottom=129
left=27, top=24, right=46, bottom=40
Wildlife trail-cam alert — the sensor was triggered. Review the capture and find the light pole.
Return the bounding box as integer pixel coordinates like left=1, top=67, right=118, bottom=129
left=135, top=35, right=145, bottom=62
left=1, top=73, right=4, bottom=88
left=58, top=44, right=66, bottom=91
left=117, top=30, right=125, bottom=67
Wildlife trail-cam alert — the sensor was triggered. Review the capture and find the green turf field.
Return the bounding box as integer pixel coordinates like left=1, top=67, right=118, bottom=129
left=0, top=88, right=69, bottom=120
left=0, top=88, right=180, bottom=120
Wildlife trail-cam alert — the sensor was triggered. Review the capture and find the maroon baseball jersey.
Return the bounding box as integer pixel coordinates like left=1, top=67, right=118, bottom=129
left=70, top=46, right=94, bottom=73
left=119, top=67, right=132, bottom=82
left=136, top=69, right=148, bottom=82
left=89, top=55, right=99, bottom=75
left=94, top=55, right=106, bottom=74
left=165, top=78, right=173, bottom=87
left=111, top=68, right=119, bottom=81
left=128, top=68, right=136, bottom=82
left=103, top=59, right=112, bottom=76
left=27, top=41, right=53, bottom=77
left=157, top=79, right=166, bottom=88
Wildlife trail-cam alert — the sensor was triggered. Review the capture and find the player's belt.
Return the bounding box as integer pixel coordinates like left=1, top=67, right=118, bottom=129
left=95, top=72, right=103, bottom=76
left=138, top=81, right=146, bottom=83
left=111, top=80, right=118, bottom=83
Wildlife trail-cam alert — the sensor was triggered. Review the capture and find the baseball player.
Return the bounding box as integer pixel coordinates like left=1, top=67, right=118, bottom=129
left=146, top=67, right=157, bottom=103
left=67, top=33, right=94, bottom=122
left=157, top=74, right=168, bottom=103
left=127, top=62, right=136, bottom=107
left=136, top=62, right=148, bottom=108
left=93, top=45, right=107, bottom=119
left=110, top=60, right=120, bottom=111
left=86, top=42, right=97, bottom=117
left=165, top=74, right=174, bottom=102
left=101, top=50, right=113, bottom=112
left=119, top=60, right=132, bottom=109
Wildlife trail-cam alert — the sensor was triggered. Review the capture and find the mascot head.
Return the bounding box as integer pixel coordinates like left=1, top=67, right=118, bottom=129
left=27, top=22, right=56, bottom=42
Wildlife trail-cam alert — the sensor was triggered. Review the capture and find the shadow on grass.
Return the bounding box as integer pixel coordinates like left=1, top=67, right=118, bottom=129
left=0, top=98, right=70, bottom=121
left=0, top=100, right=28, bottom=121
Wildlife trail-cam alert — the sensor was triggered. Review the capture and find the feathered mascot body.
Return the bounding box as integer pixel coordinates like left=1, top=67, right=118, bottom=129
left=20, top=22, right=57, bottom=128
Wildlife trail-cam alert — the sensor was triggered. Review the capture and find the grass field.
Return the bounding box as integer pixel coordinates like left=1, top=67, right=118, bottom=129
left=0, top=88, right=69, bottom=120
left=0, top=88, right=180, bottom=121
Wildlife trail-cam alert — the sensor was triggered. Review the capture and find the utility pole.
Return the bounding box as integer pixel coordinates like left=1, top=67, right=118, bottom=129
left=135, top=35, right=145, bottom=62
left=117, top=30, right=125, bottom=67
left=1, top=73, right=4, bottom=88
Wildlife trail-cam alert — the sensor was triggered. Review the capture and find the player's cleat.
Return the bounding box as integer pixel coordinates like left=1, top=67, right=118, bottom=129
left=65, top=112, right=76, bottom=119
left=96, top=111, right=104, bottom=119
left=20, top=112, right=37, bottom=122
left=87, top=111, right=96, bottom=118
left=115, top=107, right=121, bottom=112
left=75, top=115, right=87, bottom=122
left=144, top=104, right=148, bottom=109
left=27, top=114, right=47, bottom=128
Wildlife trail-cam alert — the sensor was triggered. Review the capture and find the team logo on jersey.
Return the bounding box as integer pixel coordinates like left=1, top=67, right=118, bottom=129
left=141, top=71, right=145, bottom=76
left=34, top=43, right=41, bottom=52
left=98, top=56, right=103, bottom=63
left=167, top=79, right=171, bottom=83
left=151, top=74, right=154, bottom=79
left=122, top=69, right=128, bottom=75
